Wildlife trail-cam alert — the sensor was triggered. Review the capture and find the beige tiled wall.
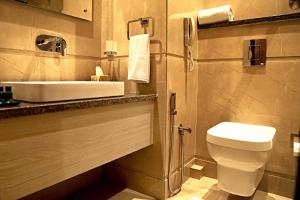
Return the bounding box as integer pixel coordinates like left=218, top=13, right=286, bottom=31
left=165, top=0, right=203, bottom=197
left=99, top=0, right=167, bottom=199
left=100, top=0, right=167, bottom=56
left=197, top=2, right=300, bottom=198
left=0, top=0, right=101, bottom=81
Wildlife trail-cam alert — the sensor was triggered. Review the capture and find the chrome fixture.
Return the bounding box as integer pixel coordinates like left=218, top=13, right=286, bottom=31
left=178, top=124, right=192, bottom=135
left=289, top=0, right=300, bottom=9
left=243, top=39, right=266, bottom=67
left=168, top=92, right=192, bottom=197
left=184, top=17, right=195, bottom=72
left=36, top=35, right=67, bottom=56
left=170, top=92, right=177, bottom=115
left=127, top=17, right=155, bottom=40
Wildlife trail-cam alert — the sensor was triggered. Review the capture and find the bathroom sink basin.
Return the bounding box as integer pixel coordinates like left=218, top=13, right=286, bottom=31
left=1, top=81, right=124, bottom=102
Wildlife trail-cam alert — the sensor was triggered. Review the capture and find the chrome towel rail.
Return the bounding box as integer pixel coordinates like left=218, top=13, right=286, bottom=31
left=127, top=17, right=154, bottom=40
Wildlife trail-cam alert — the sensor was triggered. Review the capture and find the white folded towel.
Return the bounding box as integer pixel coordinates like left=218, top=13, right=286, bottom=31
left=198, top=5, right=234, bottom=25
left=128, top=34, right=150, bottom=83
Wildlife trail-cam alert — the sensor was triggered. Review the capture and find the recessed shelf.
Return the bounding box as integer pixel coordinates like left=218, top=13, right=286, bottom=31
left=198, top=12, right=300, bottom=30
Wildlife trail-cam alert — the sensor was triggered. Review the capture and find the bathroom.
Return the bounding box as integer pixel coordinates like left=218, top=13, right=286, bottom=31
left=0, top=0, right=299, bottom=199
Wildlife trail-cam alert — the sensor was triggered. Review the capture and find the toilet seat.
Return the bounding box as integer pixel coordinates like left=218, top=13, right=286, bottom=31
left=206, top=122, right=276, bottom=196
left=207, top=122, right=276, bottom=151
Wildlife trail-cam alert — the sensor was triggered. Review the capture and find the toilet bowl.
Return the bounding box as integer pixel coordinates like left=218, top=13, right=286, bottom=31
left=206, top=122, right=276, bottom=197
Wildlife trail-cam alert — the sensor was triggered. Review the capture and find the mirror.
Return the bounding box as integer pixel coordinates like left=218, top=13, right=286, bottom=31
left=12, top=0, right=93, bottom=21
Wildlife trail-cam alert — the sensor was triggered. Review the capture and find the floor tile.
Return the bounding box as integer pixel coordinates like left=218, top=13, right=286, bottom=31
left=168, top=177, right=292, bottom=200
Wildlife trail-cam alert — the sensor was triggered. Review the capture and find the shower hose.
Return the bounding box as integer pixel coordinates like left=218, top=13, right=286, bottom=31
left=167, top=110, right=184, bottom=196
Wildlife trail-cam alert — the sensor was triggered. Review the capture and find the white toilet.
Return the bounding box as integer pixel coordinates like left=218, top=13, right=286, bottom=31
left=206, top=122, right=276, bottom=197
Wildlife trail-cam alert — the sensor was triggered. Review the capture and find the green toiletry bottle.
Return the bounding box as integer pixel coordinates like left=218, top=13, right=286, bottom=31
left=0, top=87, right=4, bottom=106
left=0, top=86, right=20, bottom=107
left=4, top=86, right=13, bottom=101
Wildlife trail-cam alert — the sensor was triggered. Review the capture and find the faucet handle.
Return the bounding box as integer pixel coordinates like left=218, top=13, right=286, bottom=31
left=36, top=35, right=67, bottom=56
left=178, top=123, right=192, bottom=135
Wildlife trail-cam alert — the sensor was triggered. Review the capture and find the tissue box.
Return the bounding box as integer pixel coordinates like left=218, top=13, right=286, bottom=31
left=100, top=75, right=111, bottom=81
left=91, top=75, right=100, bottom=81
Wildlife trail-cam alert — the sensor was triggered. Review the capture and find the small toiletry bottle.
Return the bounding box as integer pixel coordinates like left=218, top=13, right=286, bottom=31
left=0, top=86, right=19, bottom=107
left=4, top=86, right=13, bottom=102
left=0, top=87, right=4, bottom=102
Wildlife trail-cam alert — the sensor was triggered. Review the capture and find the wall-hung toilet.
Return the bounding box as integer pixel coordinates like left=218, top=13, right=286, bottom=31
left=206, top=122, right=276, bottom=197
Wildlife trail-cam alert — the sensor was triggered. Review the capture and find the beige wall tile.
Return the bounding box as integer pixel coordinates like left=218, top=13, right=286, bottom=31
left=196, top=60, right=300, bottom=179
left=101, top=0, right=167, bottom=57
left=166, top=56, right=198, bottom=176
left=198, top=20, right=300, bottom=60
left=277, top=0, right=300, bottom=15
left=0, top=0, right=101, bottom=81
left=0, top=51, right=96, bottom=81
left=168, top=0, right=203, bottom=57
left=0, top=0, right=101, bottom=57
left=98, top=2, right=167, bottom=198
left=0, top=1, right=35, bottom=51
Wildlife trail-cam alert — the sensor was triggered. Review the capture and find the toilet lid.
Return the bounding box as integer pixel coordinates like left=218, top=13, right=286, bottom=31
left=207, top=122, right=276, bottom=151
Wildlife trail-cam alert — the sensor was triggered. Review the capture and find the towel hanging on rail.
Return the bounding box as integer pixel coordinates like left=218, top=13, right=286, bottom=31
left=128, top=34, right=150, bottom=83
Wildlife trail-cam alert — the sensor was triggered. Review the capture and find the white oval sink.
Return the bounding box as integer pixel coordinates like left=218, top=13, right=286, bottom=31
left=1, top=81, right=124, bottom=102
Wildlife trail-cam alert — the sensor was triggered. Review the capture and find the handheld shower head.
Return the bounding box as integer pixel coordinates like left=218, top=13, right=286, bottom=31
left=170, top=92, right=177, bottom=116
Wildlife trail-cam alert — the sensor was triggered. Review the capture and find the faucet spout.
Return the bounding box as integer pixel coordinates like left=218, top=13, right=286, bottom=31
left=60, top=39, right=67, bottom=56
left=178, top=124, right=192, bottom=135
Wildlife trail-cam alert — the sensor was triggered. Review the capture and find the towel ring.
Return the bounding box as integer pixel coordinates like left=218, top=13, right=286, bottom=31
left=127, top=17, right=155, bottom=40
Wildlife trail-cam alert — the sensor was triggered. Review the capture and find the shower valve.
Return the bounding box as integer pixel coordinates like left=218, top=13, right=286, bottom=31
left=178, top=124, right=192, bottom=135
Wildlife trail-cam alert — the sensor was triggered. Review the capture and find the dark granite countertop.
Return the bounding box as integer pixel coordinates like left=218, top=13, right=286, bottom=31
left=0, top=94, right=157, bottom=120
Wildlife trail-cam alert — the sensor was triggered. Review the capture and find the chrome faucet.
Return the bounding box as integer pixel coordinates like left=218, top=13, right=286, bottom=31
left=178, top=124, right=192, bottom=135
left=57, top=38, right=67, bottom=56
left=36, top=35, right=67, bottom=56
